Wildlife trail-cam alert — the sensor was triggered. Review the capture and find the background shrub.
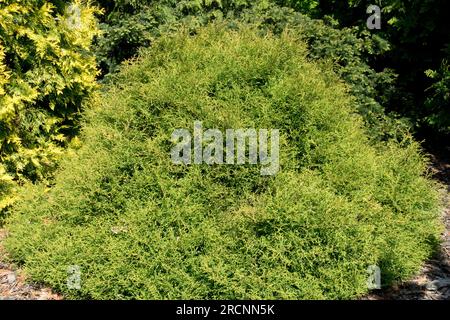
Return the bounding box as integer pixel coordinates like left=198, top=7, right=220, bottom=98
left=5, top=24, right=441, bottom=299
left=424, top=61, right=450, bottom=134
left=312, top=0, right=450, bottom=139
left=94, top=0, right=260, bottom=75
left=0, top=0, right=100, bottom=211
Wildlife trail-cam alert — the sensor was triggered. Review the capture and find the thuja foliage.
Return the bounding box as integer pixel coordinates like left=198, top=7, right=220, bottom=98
left=94, top=1, right=401, bottom=139
left=236, top=5, right=402, bottom=140
left=0, top=0, right=100, bottom=210
left=5, top=24, right=441, bottom=299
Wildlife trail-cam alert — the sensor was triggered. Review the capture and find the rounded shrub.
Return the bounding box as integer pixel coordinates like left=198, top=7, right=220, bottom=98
left=4, top=23, right=442, bottom=299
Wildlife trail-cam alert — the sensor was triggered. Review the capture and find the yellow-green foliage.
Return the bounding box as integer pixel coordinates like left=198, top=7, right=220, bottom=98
left=0, top=0, right=100, bottom=210
left=5, top=24, right=442, bottom=299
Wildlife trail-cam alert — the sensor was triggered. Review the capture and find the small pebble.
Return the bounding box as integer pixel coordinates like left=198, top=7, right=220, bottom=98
left=6, top=273, right=16, bottom=285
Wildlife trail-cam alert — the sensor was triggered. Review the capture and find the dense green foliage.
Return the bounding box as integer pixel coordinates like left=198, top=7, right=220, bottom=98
left=237, top=5, right=401, bottom=140
left=94, top=0, right=449, bottom=138
left=94, top=0, right=269, bottom=75
left=94, top=0, right=401, bottom=140
left=5, top=25, right=441, bottom=299
left=0, top=0, right=100, bottom=210
left=425, top=62, right=450, bottom=133
left=314, top=0, right=450, bottom=136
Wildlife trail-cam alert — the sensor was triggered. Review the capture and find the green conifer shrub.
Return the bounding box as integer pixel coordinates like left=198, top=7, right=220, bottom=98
left=4, top=23, right=441, bottom=299
left=0, top=0, right=100, bottom=210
